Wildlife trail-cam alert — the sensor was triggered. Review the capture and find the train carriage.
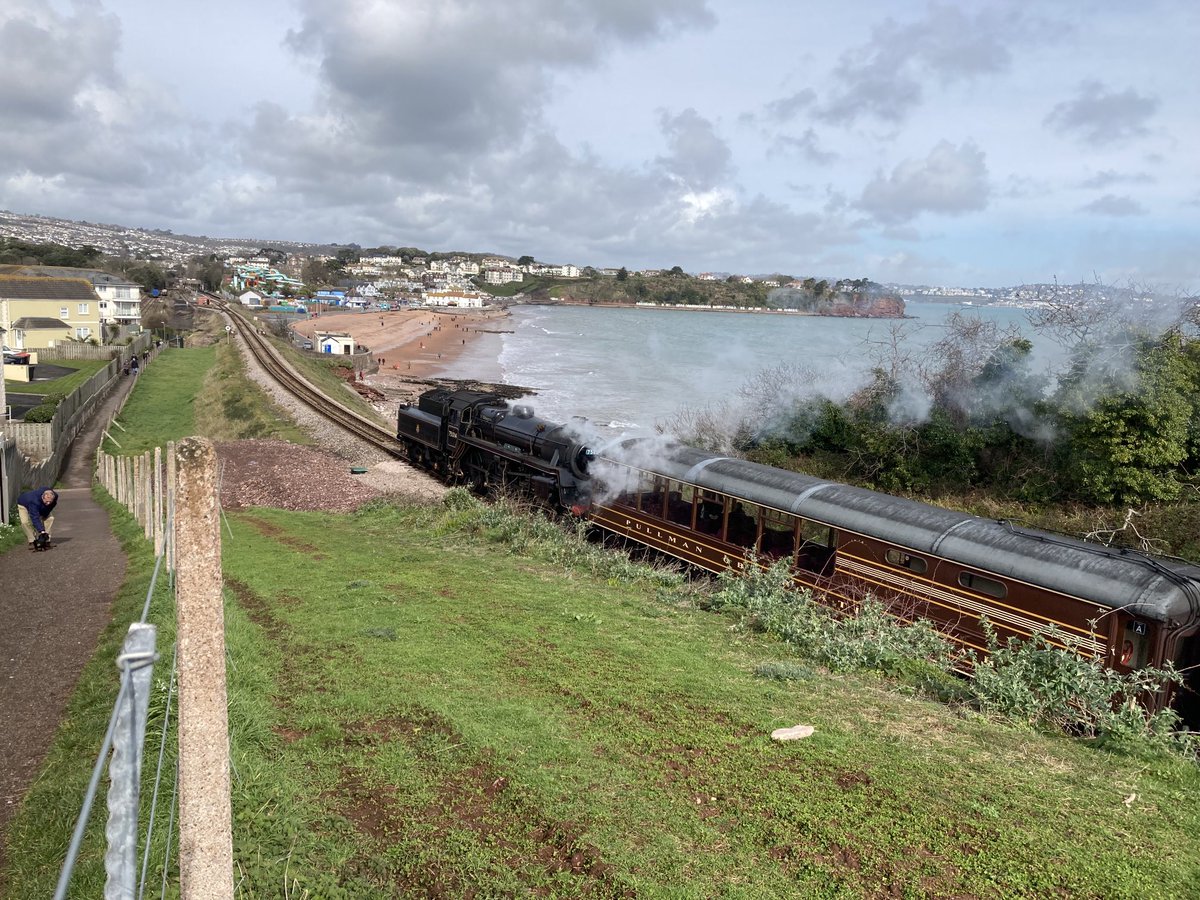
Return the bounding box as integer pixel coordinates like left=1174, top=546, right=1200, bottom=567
left=590, top=438, right=1200, bottom=720
left=400, top=389, right=1200, bottom=726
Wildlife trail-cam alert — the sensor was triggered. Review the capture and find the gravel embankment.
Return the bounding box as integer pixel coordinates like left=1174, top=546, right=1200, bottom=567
left=218, top=326, right=447, bottom=511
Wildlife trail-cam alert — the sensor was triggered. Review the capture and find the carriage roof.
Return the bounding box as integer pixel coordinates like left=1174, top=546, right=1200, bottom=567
left=597, top=439, right=1200, bottom=625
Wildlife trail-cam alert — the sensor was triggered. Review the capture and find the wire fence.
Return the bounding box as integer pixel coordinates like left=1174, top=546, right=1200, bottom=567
left=53, top=437, right=231, bottom=899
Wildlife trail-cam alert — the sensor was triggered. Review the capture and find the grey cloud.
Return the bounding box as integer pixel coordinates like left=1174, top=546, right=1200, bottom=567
left=655, top=109, right=732, bottom=190
left=1079, top=194, right=1146, bottom=216
left=0, top=3, right=120, bottom=122
left=0, top=2, right=208, bottom=221
left=1045, top=81, right=1159, bottom=144
left=764, top=90, right=817, bottom=123
left=773, top=129, right=838, bottom=165
left=284, top=0, right=714, bottom=160
left=817, top=4, right=1030, bottom=125
left=1078, top=169, right=1154, bottom=189
left=859, top=140, right=990, bottom=224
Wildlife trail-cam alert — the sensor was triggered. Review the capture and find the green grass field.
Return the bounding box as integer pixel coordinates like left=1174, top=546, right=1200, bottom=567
left=4, top=357, right=109, bottom=396
left=5, top=322, right=1200, bottom=897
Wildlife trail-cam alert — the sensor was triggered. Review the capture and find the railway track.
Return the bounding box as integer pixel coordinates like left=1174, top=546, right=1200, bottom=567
left=209, top=294, right=405, bottom=458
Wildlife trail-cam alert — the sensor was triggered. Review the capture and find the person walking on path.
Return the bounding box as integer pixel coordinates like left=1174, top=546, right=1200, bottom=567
left=16, top=488, right=58, bottom=548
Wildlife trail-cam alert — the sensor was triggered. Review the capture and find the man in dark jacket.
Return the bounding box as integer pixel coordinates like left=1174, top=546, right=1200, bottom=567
left=17, top=487, right=58, bottom=548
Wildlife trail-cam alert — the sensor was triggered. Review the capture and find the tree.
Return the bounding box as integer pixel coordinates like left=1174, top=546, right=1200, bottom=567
left=616, top=267, right=628, bottom=282
left=1056, top=332, right=1196, bottom=503
left=518, top=255, right=535, bottom=267
left=669, top=265, right=686, bottom=277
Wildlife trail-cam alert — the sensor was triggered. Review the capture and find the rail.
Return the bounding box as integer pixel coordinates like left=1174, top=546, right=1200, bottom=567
left=213, top=296, right=404, bottom=457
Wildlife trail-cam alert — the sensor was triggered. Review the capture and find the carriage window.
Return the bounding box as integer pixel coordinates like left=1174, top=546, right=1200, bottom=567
left=885, top=549, right=928, bottom=574
left=760, top=509, right=797, bottom=560
left=799, top=519, right=834, bottom=549
left=1120, top=621, right=1151, bottom=668
left=638, top=473, right=668, bottom=517
left=727, top=500, right=759, bottom=547
left=608, top=463, right=640, bottom=508
left=695, top=490, right=726, bottom=538
left=958, top=571, right=1007, bottom=599
left=666, top=481, right=696, bottom=527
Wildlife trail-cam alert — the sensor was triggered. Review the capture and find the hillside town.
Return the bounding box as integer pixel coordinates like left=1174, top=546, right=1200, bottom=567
left=0, top=207, right=1164, bottom=354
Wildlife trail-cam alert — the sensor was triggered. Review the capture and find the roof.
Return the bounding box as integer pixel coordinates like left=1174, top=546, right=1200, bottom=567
left=0, top=276, right=99, bottom=301
left=599, top=440, right=1200, bottom=625
left=11, top=317, right=70, bottom=330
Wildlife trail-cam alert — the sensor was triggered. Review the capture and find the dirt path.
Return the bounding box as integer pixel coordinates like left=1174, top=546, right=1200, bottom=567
left=0, top=370, right=136, bottom=879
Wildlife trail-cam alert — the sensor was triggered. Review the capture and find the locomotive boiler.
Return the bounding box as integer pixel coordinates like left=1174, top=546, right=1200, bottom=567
left=397, top=388, right=593, bottom=513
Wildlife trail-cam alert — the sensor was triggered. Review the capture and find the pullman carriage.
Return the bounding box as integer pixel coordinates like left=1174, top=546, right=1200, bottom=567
left=591, top=439, right=1200, bottom=716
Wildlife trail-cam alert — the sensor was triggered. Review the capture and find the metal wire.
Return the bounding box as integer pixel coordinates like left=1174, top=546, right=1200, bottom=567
left=158, top=760, right=180, bottom=900
left=53, top=672, right=130, bottom=900
left=137, top=643, right=178, bottom=900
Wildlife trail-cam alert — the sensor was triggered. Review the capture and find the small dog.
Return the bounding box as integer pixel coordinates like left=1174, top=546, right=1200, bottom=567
left=32, top=531, right=51, bottom=551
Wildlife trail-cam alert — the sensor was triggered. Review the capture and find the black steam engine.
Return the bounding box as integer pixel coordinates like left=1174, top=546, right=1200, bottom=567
left=397, top=389, right=593, bottom=513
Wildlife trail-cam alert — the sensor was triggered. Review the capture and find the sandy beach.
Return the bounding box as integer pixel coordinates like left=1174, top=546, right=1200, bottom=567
left=290, top=305, right=518, bottom=411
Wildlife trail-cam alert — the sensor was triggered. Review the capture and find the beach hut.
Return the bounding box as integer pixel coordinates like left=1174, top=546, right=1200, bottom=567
left=315, top=331, right=355, bottom=355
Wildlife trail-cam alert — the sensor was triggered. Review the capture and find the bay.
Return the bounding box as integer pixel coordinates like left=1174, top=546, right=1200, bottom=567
left=438, top=301, right=1061, bottom=435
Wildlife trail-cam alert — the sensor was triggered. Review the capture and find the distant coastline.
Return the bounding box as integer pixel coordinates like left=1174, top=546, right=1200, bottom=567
left=544, top=298, right=908, bottom=319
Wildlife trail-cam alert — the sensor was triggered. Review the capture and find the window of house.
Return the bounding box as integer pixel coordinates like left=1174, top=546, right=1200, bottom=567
left=117, top=288, right=131, bottom=299
left=885, top=548, right=928, bottom=573
left=78, top=303, right=89, bottom=315
left=60, top=307, right=69, bottom=318
left=75, top=326, right=91, bottom=339
left=958, top=571, right=1007, bottom=599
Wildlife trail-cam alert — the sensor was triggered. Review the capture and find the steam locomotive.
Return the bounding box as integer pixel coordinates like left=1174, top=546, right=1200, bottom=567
left=399, top=389, right=1200, bottom=725
left=397, top=389, right=593, bottom=513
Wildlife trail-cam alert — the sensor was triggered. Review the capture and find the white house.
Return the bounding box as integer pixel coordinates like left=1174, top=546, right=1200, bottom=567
left=239, top=290, right=264, bottom=307
left=425, top=289, right=485, bottom=308
left=315, top=331, right=356, bottom=355
left=91, top=274, right=143, bottom=330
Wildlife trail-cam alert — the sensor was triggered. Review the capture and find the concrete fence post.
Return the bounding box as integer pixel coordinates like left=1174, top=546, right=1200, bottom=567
left=174, top=438, right=233, bottom=899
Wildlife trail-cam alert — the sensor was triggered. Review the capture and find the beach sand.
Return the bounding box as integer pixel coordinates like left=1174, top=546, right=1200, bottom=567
left=291, top=305, right=521, bottom=414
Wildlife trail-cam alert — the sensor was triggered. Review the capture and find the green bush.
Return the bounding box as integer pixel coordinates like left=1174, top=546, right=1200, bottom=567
left=967, top=621, right=1186, bottom=748
left=22, top=403, right=57, bottom=423
left=711, top=555, right=952, bottom=676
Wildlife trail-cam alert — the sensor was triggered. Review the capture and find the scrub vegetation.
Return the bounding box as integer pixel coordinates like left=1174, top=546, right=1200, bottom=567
left=670, top=295, right=1200, bottom=559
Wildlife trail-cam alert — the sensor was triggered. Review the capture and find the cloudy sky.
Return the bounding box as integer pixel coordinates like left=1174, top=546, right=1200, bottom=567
left=1, top=0, right=1197, bottom=288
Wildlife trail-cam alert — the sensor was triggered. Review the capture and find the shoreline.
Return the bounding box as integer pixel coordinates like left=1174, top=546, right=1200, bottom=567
left=291, top=306, right=517, bottom=412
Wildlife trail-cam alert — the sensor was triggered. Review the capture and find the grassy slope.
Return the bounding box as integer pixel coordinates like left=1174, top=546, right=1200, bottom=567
left=5, top=320, right=1200, bottom=897
left=208, top=504, right=1200, bottom=898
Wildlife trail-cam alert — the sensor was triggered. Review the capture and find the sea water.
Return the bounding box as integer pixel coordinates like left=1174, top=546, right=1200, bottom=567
left=438, top=301, right=1060, bottom=435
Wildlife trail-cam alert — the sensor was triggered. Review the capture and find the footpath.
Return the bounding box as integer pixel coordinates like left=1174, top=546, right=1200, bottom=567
left=0, top=367, right=141, bottom=877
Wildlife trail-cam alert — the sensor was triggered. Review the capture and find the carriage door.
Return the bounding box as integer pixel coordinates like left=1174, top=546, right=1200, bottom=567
left=1174, top=634, right=1200, bottom=729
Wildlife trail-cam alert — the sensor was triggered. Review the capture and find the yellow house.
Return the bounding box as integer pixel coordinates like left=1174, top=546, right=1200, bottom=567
left=0, top=276, right=104, bottom=348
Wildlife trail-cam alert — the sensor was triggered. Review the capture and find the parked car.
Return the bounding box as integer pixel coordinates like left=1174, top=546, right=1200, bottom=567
left=301, top=340, right=314, bottom=351
left=3, top=345, right=30, bottom=365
